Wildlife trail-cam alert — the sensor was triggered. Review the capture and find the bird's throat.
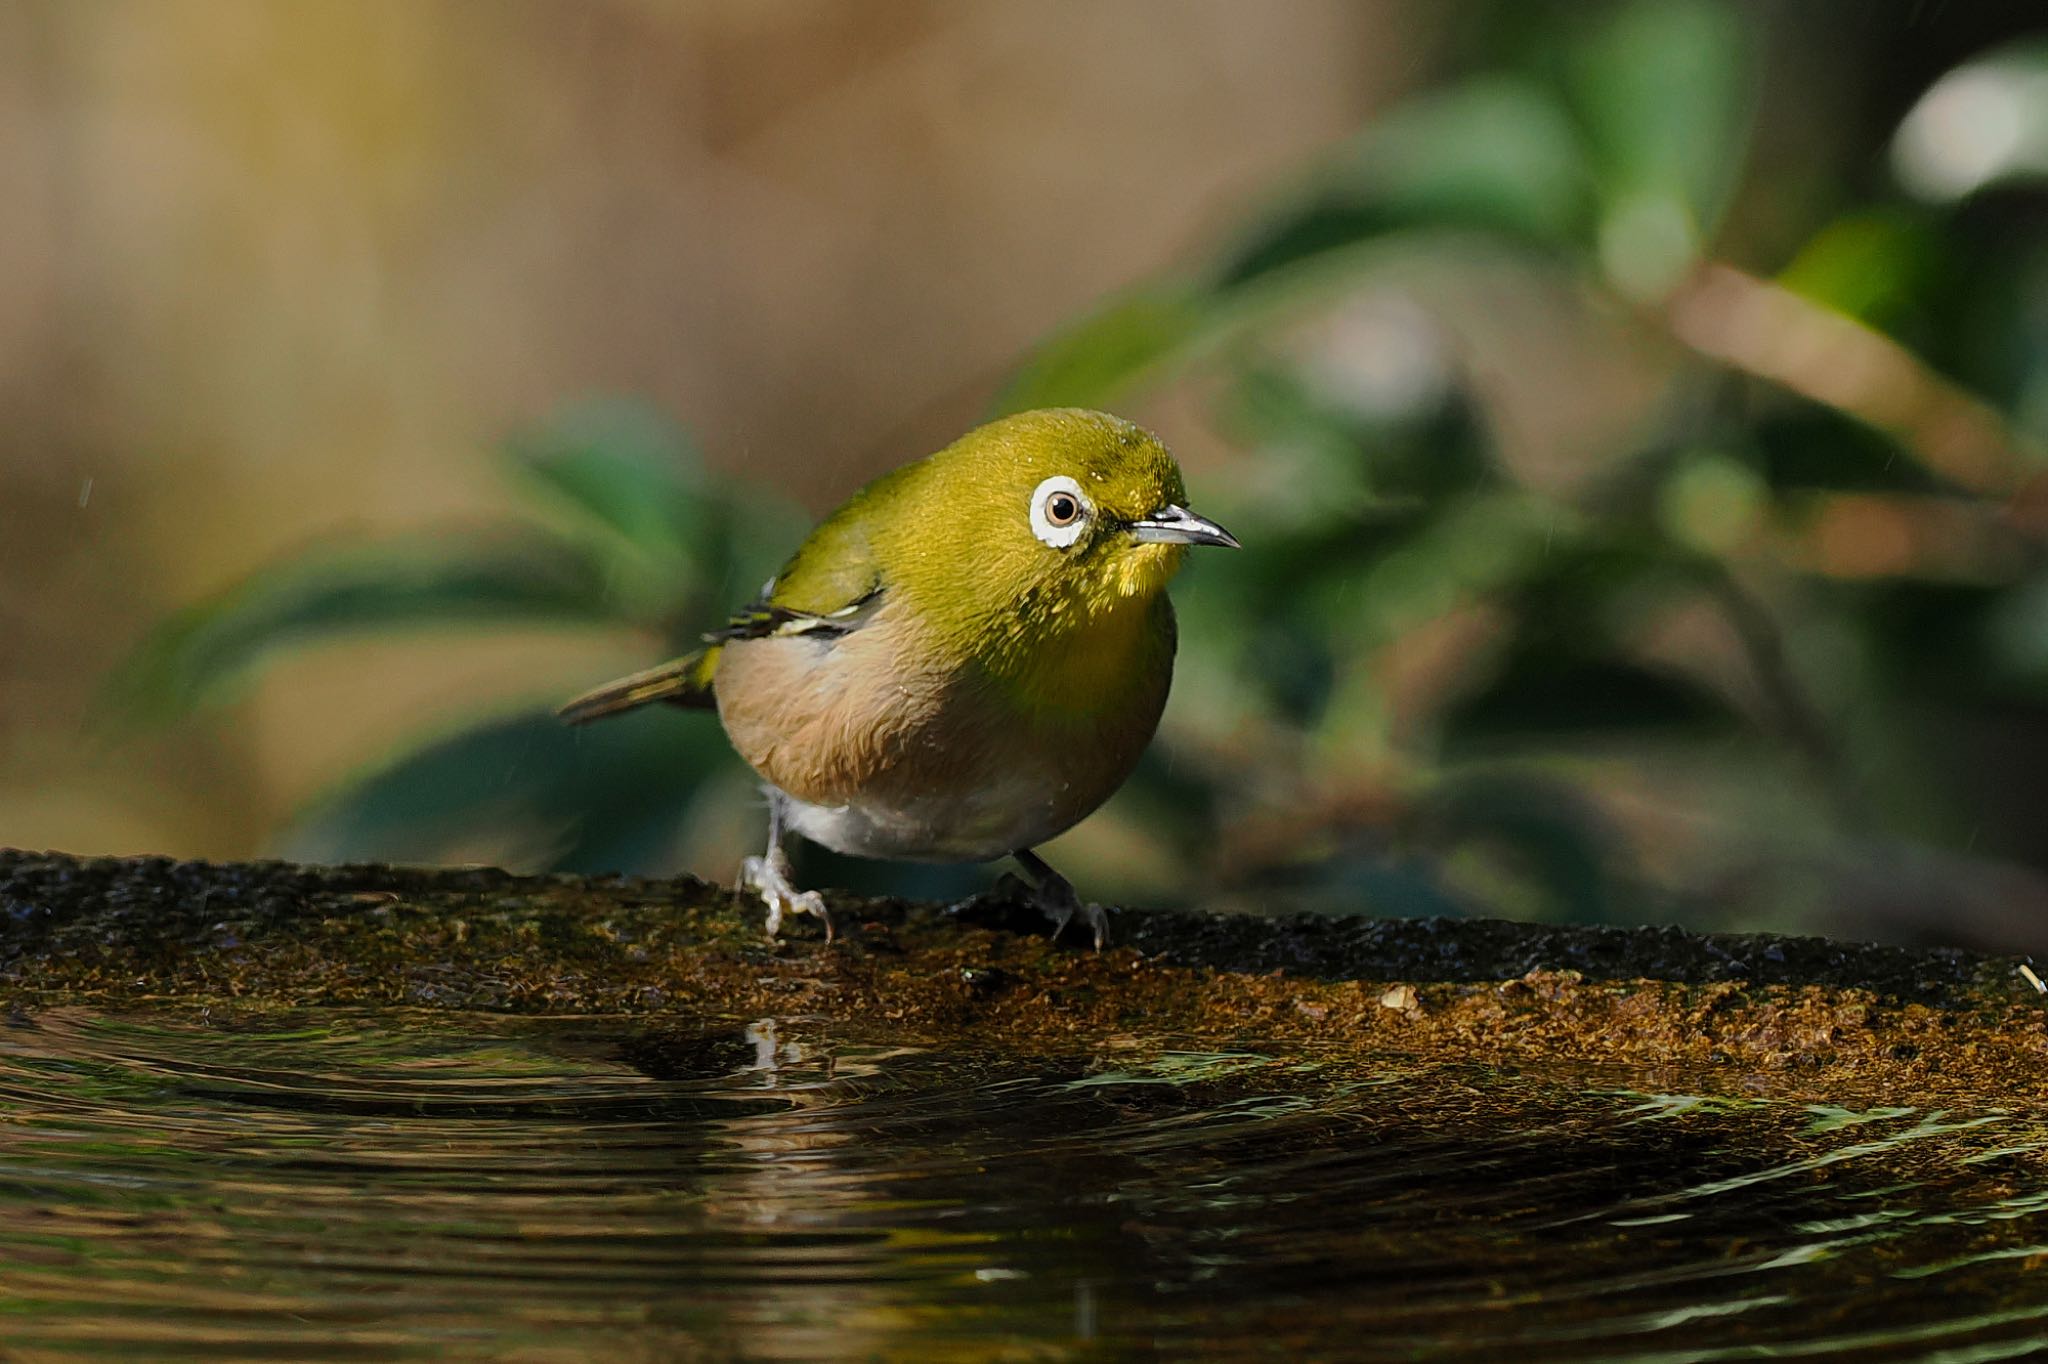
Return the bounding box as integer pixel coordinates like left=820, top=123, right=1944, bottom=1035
left=989, top=587, right=1170, bottom=715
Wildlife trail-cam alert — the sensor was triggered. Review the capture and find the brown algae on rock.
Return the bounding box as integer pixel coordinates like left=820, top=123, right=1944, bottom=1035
left=1, top=850, right=2045, bottom=1108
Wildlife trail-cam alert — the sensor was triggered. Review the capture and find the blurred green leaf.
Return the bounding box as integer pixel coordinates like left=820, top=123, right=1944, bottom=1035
left=504, top=397, right=810, bottom=624
left=1777, top=211, right=1949, bottom=331
left=998, top=78, right=1589, bottom=417
left=1892, top=38, right=2048, bottom=203
left=105, top=530, right=614, bottom=728
left=1564, top=0, right=1750, bottom=297
left=1216, top=76, right=1592, bottom=288
left=507, top=398, right=715, bottom=568
left=283, top=705, right=738, bottom=874
left=991, top=284, right=1212, bottom=414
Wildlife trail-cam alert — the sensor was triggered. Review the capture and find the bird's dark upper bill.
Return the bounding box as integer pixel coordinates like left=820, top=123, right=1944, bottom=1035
left=1128, top=504, right=1241, bottom=549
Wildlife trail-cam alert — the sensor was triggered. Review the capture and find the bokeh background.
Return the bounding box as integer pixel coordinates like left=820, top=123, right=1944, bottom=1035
left=7, top=0, right=2048, bottom=950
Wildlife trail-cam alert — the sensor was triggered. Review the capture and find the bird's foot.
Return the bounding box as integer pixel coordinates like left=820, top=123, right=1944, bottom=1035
left=1003, top=869, right=1111, bottom=950
left=738, top=855, right=834, bottom=943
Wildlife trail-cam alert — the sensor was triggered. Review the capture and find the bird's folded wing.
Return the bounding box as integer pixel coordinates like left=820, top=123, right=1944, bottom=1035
left=709, top=508, right=889, bottom=643
left=706, top=579, right=884, bottom=642
left=559, top=476, right=897, bottom=725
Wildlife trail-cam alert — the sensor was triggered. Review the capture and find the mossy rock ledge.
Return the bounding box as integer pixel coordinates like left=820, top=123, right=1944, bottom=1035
left=3, top=848, right=2044, bottom=1105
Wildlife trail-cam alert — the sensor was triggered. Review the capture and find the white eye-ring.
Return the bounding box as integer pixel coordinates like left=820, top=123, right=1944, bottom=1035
left=1029, top=475, right=1091, bottom=549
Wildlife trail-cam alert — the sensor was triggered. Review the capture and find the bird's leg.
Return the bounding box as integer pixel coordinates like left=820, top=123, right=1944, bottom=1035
left=738, top=788, right=834, bottom=942
left=1011, top=848, right=1111, bottom=949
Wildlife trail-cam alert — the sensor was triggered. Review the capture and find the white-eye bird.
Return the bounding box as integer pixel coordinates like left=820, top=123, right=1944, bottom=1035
left=558, top=407, right=1238, bottom=945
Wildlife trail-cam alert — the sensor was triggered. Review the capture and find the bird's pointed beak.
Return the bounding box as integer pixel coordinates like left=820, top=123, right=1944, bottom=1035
left=1128, top=504, right=1241, bottom=549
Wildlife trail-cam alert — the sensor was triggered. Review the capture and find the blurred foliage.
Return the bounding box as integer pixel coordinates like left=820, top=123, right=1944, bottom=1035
left=111, top=397, right=806, bottom=878
left=113, top=2, right=2048, bottom=946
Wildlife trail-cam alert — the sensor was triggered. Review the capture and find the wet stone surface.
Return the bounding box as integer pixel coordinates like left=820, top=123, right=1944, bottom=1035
left=3, top=850, right=2045, bottom=1108
left=4, top=849, right=2048, bottom=1358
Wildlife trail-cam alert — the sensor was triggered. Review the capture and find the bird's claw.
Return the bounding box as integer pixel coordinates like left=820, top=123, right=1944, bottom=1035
left=1049, top=901, right=1112, bottom=951
left=739, top=855, right=834, bottom=943
left=1024, top=874, right=1111, bottom=950
left=949, top=867, right=1110, bottom=948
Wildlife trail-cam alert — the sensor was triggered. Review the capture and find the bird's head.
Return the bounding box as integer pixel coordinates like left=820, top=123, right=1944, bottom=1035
left=879, top=408, right=1238, bottom=652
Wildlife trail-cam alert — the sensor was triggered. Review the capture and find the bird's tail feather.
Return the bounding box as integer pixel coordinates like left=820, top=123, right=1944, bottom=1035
left=557, top=648, right=720, bottom=724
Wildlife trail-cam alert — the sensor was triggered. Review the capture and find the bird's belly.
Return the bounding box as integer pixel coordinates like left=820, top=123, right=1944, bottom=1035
left=782, top=762, right=1083, bottom=863
left=714, top=600, right=1171, bottom=864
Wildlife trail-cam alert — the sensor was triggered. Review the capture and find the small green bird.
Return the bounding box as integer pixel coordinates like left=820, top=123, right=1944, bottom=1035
left=558, top=407, right=1238, bottom=945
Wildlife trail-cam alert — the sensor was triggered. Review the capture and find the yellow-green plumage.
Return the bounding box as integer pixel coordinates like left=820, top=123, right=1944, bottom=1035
left=559, top=407, right=1236, bottom=940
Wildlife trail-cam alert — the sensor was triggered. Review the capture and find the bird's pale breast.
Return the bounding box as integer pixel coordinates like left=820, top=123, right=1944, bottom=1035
left=711, top=598, right=1171, bottom=862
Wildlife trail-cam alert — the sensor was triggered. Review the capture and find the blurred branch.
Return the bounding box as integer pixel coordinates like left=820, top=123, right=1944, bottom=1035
left=1769, top=492, right=2032, bottom=583
left=1668, top=263, right=2038, bottom=498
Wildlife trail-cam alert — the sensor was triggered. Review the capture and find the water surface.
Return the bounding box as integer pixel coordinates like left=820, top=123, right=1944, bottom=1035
left=2, top=1009, right=2045, bottom=1360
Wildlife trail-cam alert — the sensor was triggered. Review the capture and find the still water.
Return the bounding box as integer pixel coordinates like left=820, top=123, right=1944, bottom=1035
left=1, top=1008, right=2045, bottom=1361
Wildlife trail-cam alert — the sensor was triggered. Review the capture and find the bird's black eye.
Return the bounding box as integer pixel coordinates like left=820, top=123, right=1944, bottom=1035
left=1045, top=492, right=1082, bottom=527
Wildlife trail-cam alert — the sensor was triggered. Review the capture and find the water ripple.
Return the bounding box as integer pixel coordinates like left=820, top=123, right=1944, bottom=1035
left=0, top=1009, right=2044, bottom=1360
